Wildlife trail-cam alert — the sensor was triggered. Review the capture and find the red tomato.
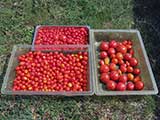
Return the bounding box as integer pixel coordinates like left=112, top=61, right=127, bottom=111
left=110, top=54, right=116, bottom=59
left=100, top=73, right=110, bottom=83
left=108, top=48, right=116, bottom=55
left=111, top=58, right=118, bottom=64
left=133, top=76, right=141, bottom=83
left=120, top=64, right=127, bottom=73
left=129, top=49, right=134, bottom=55
left=127, top=82, right=135, bottom=90
left=127, top=66, right=133, bottom=73
left=110, top=71, right=119, bottom=81
left=116, top=52, right=123, bottom=60
left=119, top=74, right=128, bottom=83
left=118, top=59, right=124, bottom=65
left=116, top=45, right=127, bottom=54
left=116, top=82, right=126, bottom=91
left=109, top=40, right=118, bottom=48
left=133, top=68, right=141, bottom=75
left=106, top=80, right=117, bottom=90
left=100, top=51, right=108, bottom=59
left=135, top=81, right=144, bottom=90
left=109, top=63, right=117, bottom=71
left=99, top=60, right=105, bottom=65
left=100, top=65, right=109, bottom=73
left=100, top=41, right=109, bottom=51
left=129, top=58, right=138, bottom=66
left=124, top=53, right=132, bottom=60
left=126, top=44, right=132, bottom=50
left=127, top=73, right=134, bottom=81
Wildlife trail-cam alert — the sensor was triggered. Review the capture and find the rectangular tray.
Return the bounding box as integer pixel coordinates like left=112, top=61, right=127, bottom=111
left=32, top=25, right=91, bottom=50
left=91, top=29, right=158, bottom=95
left=1, top=45, right=94, bottom=96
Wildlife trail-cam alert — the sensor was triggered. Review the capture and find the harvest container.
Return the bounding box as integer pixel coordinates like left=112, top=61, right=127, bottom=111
left=32, top=25, right=90, bottom=50
left=91, top=29, right=158, bottom=95
left=1, top=45, right=93, bottom=96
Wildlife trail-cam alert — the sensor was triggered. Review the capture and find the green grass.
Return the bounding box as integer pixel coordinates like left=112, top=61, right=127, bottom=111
left=0, top=0, right=156, bottom=120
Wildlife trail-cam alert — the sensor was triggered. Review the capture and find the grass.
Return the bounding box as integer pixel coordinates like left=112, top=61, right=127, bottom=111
left=0, top=0, right=156, bottom=120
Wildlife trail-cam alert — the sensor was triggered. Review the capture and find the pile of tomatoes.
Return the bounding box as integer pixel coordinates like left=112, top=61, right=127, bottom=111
left=13, top=51, right=88, bottom=91
left=35, top=27, right=89, bottom=45
left=99, top=40, right=144, bottom=91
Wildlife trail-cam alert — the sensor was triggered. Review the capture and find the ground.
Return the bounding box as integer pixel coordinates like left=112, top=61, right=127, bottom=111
left=0, top=0, right=158, bottom=120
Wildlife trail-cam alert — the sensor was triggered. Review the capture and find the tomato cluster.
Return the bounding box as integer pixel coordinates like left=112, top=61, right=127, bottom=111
left=35, top=27, right=89, bottom=45
left=13, top=51, right=88, bottom=91
left=99, top=40, right=144, bottom=91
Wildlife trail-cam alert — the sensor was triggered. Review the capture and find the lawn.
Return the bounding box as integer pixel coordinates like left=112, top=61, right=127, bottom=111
left=0, top=0, right=157, bottom=120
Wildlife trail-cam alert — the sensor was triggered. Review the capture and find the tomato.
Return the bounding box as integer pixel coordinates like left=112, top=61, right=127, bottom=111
left=99, top=60, right=105, bottom=65
left=124, top=53, right=132, bottom=60
left=127, top=82, right=135, bottom=90
left=100, top=73, right=110, bottom=83
left=116, top=45, right=127, bottom=54
left=116, top=52, right=123, bottom=60
left=108, top=48, right=116, bottom=55
left=110, top=71, right=119, bottom=81
left=109, top=40, right=118, bottom=48
left=129, top=49, right=134, bottom=55
left=127, top=73, right=134, bottom=81
left=100, top=41, right=109, bottom=51
left=135, top=81, right=144, bottom=90
left=129, top=58, right=138, bottom=66
left=126, top=44, right=132, bottom=50
left=119, top=74, right=128, bottom=83
left=110, top=54, right=116, bottom=59
left=100, top=65, right=109, bottom=73
left=133, top=68, right=141, bottom=75
left=120, top=64, right=127, bottom=73
left=111, top=58, right=118, bottom=64
left=127, top=66, right=133, bottom=73
left=116, top=82, right=126, bottom=91
left=100, top=51, right=108, bottom=59
left=133, top=76, right=141, bottom=83
left=109, top=63, right=117, bottom=71
left=106, top=80, right=117, bottom=90
left=118, top=59, right=124, bottom=65
left=104, top=57, right=110, bottom=65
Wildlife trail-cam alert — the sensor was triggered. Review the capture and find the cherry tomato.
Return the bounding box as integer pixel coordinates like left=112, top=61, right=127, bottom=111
left=127, top=73, right=134, bottom=81
left=100, top=65, right=109, bottom=73
left=110, top=71, right=119, bottom=81
left=116, top=82, right=126, bottom=91
left=124, top=53, right=132, bottom=60
left=133, top=76, right=141, bottom=83
left=100, top=41, right=109, bottom=51
left=111, top=58, right=118, bottom=64
left=99, top=60, right=105, bottom=65
left=109, top=40, right=118, bottom=48
left=129, top=58, right=138, bottom=66
left=100, top=73, right=110, bottom=83
left=127, top=82, right=135, bottom=90
left=109, top=63, right=117, bottom=71
left=135, top=81, right=144, bottom=90
left=108, top=48, right=116, bottom=55
left=119, top=74, right=128, bottom=83
left=116, top=52, right=123, bottom=60
left=133, top=68, right=141, bottom=75
left=100, top=51, right=108, bottom=59
left=116, top=45, right=127, bottom=54
left=127, top=66, right=133, bottom=73
left=118, top=59, right=124, bottom=65
left=120, top=64, right=127, bottom=73
left=106, top=80, right=117, bottom=90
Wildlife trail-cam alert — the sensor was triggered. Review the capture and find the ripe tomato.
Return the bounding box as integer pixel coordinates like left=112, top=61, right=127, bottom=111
left=100, top=41, right=109, bottom=51
left=127, top=66, right=133, bottom=73
left=133, top=68, right=141, bottom=75
left=100, top=73, right=110, bottom=83
left=116, top=82, right=126, bottom=91
left=109, top=63, right=117, bottom=71
left=111, top=58, right=118, bottom=64
left=99, top=60, right=105, bottom=65
left=124, top=53, right=132, bottom=60
left=129, top=49, right=134, bottom=55
left=110, top=54, right=116, bottom=59
left=119, top=74, right=128, bottom=83
left=118, top=59, right=124, bottom=65
left=133, top=76, right=141, bottom=83
left=100, top=65, right=109, bottom=73
left=129, top=58, right=138, bottom=66
left=116, top=45, right=127, bottom=54
left=109, top=40, right=118, bottom=48
left=127, top=73, right=134, bottom=81
left=104, top=57, right=110, bottom=65
left=100, top=51, right=108, bottom=59
left=108, top=48, right=116, bottom=55
left=120, top=64, right=127, bottom=73
left=116, top=52, right=123, bottom=60
left=110, top=71, right=119, bottom=81
left=106, top=80, right=117, bottom=90
left=135, top=81, right=144, bottom=90
left=127, top=82, right=135, bottom=90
